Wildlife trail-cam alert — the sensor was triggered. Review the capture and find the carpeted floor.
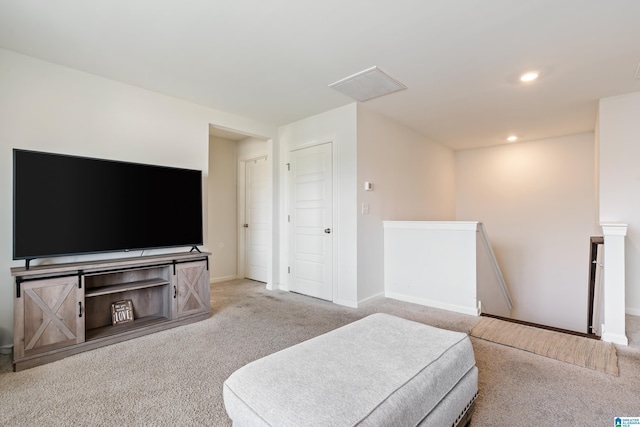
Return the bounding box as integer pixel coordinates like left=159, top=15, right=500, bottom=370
left=0, top=279, right=639, bottom=426
left=470, top=317, right=619, bottom=375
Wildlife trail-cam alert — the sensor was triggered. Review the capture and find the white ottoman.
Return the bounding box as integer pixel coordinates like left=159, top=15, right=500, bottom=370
left=223, top=313, right=478, bottom=426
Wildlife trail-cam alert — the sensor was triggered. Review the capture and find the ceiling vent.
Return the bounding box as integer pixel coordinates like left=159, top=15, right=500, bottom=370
left=329, top=66, right=407, bottom=102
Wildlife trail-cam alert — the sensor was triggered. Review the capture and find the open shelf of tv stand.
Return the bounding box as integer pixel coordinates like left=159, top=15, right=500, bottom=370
left=85, top=279, right=171, bottom=297
left=11, top=251, right=211, bottom=371
left=85, top=315, right=168, bottom=341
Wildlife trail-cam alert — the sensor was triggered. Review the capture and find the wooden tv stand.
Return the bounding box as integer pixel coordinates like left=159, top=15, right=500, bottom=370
left=11, top=251, right=210, bottom=371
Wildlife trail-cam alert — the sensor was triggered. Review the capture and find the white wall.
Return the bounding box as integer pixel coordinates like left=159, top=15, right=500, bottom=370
left=278, top=104, right=358, bottom=306
left=356, top=106, right=456, bottom=301
left=456, top=133, right=597, bottom=333
left=599, top=90, right=640, bottom=315
left=0, top=48, right=276, bottom=349
left=238, top=137, right=268, bottom=159
left=383, top=221, right=479, bottom=315
left=209, top=136, right=239, bottom=281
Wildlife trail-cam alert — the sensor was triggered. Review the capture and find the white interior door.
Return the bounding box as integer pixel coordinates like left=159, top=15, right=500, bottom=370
left=244, top=156, right=268, bottom=282
left=289, top=143, right=333, bottom=301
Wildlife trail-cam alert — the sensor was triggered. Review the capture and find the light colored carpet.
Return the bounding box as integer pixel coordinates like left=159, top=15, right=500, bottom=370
left=471, top=317, right=619, bottom=376
left=0, top=279, right=639, bottom=426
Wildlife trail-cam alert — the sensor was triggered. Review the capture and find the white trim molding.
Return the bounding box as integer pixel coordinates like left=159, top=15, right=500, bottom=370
left=385, top=291, right=479, bottom=316
left=210, top=275, right=241, bottom=283
left=600, top=223, right=629, bottom=345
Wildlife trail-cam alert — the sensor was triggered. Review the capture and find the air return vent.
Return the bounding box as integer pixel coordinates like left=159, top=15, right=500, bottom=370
left=329, top=66, right=406, bottom=102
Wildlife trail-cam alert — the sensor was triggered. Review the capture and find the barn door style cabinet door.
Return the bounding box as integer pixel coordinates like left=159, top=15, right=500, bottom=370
left=173, top=260, right=210, bottom=318
left=12, top=252, right=210, bottom=371
left=13, top=275, right=84, bottom=361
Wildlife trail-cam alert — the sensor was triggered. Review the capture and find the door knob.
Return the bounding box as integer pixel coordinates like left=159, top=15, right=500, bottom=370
left=243, top=224, right=249, bottom=228
left=324, top=228, right=331, bottom=234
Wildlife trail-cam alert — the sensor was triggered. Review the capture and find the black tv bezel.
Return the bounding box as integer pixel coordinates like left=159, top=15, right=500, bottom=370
left=13, top=149, right=204, bottom=267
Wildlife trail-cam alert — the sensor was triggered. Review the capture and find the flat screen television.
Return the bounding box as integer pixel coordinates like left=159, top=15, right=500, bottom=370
left=13, top=149, right=203, bottom=267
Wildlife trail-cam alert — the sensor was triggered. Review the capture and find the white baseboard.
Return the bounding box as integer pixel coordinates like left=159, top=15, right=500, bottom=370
left=385, top=292, right=480, bottom=316
left=626, top=307, right=640, bottom=317
left=333, top=298, right=358, bottom=308
left=210, top=275, right=241, bottom=283
left=358, top=292, right=385, bottom=305
left=602, top=331, right=629, bottom=346
left=266, top=282, right=286, bottom=291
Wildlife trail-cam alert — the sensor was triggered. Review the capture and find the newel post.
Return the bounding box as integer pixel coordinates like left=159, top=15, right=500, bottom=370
left=600, top=223, right=628, bottom=345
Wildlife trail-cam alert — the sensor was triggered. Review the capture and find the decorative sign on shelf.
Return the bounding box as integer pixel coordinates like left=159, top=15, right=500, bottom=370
left=111, top=300, right=134, bottom=325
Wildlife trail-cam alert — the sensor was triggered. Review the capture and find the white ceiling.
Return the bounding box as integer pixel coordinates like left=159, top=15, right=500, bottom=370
left=1, top=0, right=639, bottom=150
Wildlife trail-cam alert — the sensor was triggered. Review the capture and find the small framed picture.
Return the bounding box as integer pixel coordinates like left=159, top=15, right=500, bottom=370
left=111, top=300, right=134, bottom=325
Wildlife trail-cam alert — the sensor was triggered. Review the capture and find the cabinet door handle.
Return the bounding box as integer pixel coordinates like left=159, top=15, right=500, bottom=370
left=78, top=302, right=83, bottom=318
left=174, top=285, right=177, bottom=299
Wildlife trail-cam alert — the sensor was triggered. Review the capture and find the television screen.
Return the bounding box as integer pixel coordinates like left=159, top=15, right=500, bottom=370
left=13, top=149, right=203, bottom=262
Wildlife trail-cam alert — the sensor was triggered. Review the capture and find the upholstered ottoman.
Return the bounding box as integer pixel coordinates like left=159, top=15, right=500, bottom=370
left=223, top=313, right=478, bottom=426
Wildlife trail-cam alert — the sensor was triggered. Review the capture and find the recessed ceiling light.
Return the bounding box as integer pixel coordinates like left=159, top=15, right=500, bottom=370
left=507, top=135, right=518, bottom=142
left=520, top=71, right=539, bottom=82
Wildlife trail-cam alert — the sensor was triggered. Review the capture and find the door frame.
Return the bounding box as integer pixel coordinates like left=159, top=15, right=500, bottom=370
left=284, top=139, right=338, bottom=301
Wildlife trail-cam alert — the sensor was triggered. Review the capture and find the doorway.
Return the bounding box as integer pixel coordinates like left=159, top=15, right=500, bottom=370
left=208, top=125, right=271, bottom=284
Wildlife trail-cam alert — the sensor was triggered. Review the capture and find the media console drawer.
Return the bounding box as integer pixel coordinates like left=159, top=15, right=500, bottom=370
left=11, top=251, right=210, bottom=371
